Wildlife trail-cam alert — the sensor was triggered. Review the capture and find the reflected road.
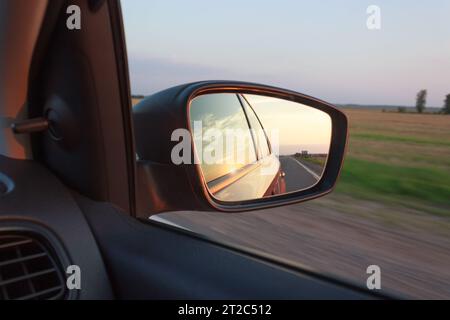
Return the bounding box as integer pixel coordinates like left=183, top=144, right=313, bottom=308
left=279, top=156, right=321, bottom=192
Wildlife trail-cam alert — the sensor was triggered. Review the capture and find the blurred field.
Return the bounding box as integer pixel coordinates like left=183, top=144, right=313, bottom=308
left=338, top=109, right=450, bottom=217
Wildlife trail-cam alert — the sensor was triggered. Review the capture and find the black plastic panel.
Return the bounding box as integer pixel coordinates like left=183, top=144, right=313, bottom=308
left=0, top=155, right=113, bottom=299
left=76, top=195, right=379, bottom=300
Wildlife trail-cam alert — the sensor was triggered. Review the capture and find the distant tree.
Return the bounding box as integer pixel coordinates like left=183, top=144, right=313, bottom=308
left=415, top=89, right=427, bottom=113
left=397, top=107, right=406, bottom=113
left=443, top=94, right=450, bottom=114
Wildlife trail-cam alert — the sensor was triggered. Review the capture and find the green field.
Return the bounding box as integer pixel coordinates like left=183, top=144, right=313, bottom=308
left=336, top=109, right=450, bottom=216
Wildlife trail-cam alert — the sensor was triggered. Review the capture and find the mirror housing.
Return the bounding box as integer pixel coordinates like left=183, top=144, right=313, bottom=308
left=133, top=81, right=348, bottom=216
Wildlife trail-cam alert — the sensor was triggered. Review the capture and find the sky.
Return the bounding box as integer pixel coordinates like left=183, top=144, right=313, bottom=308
left=244, top=95, right=331, bottom=155
left=121, top=0, right=450, bottom=107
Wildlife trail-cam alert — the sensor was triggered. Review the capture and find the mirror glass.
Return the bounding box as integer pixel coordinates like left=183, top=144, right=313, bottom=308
left=189, top=93, right=332, bottom=202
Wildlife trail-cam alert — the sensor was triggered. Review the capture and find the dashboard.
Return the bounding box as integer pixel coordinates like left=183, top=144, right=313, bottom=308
left=0, top=155, right=113, bottom=299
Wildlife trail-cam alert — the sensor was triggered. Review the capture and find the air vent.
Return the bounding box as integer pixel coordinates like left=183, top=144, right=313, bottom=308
left=0, top=233, right=66, bottom=300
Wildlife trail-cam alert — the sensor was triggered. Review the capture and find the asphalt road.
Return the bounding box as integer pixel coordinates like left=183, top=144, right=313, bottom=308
left=279, top=156, right=321, bottom=192
left=156, top=195, right=450, bottom=299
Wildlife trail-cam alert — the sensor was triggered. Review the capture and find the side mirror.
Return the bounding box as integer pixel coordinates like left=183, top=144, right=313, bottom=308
left=133, top=81, right=348, bottom=216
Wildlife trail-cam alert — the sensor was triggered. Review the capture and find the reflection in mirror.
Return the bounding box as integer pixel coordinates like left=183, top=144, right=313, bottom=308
left=189, top=93, right=332, bottom=202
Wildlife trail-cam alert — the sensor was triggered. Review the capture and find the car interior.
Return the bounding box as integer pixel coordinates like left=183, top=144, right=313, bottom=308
left=0, top=0, right=392, bottom=300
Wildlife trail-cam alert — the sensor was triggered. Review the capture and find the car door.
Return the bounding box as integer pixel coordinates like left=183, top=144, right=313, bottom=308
left=0, top=0, right=386, bottom=300
left=238, top=94, right=286, bottom=196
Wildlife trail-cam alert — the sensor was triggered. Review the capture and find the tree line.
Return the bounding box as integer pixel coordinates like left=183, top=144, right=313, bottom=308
left=415, top=90, right=450, bottom=114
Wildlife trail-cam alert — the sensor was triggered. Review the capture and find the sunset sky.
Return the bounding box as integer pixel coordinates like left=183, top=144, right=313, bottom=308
left=244, top=94, right=331, bottom=155
left=122, top=0, right=450, bottom=107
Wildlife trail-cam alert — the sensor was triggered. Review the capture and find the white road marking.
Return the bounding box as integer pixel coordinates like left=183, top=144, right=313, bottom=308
left=149, top=216, right=190, bottom=231
left=289, top=157, right=320, bottom=180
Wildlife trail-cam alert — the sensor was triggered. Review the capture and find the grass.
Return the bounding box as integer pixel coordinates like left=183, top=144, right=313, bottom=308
left=337, top=109, right=450, bottom=216
left=352, top=132, right=450, bottom=148
left=337, top=157, right=450, bottom=215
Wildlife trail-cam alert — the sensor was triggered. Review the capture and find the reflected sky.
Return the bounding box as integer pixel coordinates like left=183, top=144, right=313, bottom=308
left=244, top=95, right=331, bottom=154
